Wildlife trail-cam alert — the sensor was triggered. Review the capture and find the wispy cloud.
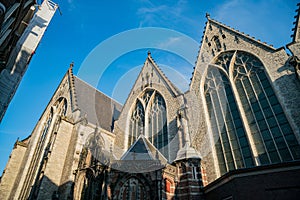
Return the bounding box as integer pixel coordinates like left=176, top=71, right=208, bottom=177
left=67, top=0, right=76, bottom=11
left=136, top=0, right=196, bottom=29
left=157, top=36, right=182, bottom=49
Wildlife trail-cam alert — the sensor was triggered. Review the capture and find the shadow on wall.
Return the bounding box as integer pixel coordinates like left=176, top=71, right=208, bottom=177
left=27, top=175, right=74, bottom=200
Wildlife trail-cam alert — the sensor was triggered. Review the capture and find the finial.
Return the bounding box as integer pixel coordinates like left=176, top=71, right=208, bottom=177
left=147, top=50, right=151, bottom=57
left=206, top=13, right=210, bottom=19
left=70, top=61, right=74, bottom=68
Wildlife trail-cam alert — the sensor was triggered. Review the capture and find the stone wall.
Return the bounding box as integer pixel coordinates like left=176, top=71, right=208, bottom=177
left=0, top=143, right=27, bottom=200
left=189, top=17, right=300, bottom=184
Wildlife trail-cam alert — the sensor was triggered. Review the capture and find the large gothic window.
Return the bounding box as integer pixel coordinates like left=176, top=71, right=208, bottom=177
left=206, top=51, right=300, bottom=175
left=40, top=109, right=53, bottom=142
left=204, top=67, right=254, bottom=175
left=129, top=89, right=168, bottom=158
left=129, top=100, right=145, bottom=146
left=231, top=51, right=300, bottom=164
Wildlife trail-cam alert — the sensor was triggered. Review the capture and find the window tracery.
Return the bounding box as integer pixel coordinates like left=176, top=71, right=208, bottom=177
left=204, top=67, right=253, bottom=175
left=129, top=89, right=168, bottom=158
left=205, top=51, right=300, bottom=175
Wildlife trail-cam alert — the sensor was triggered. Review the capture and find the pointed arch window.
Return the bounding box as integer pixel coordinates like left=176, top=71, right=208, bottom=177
left=129, top=100, right=145, bottom=146
left=204, top=67, right=254, bottom=175
left=40, top=109, right=53, bottom=142
left=205, top=51, right=300, bottom=176
left=231, top=51, right=300, bottom=163
left=119, top=177, right=149, bottom=200
left=128, top=89, right=168, bottom=158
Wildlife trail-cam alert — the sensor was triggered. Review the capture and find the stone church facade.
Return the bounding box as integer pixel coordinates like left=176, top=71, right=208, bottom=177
left=1, top=4, right=300, bottom=200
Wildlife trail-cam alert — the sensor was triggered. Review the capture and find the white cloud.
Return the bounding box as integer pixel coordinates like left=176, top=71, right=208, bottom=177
left=157, top=36, right=182, bottom=49
left=136, top=0, right=193, bottom=28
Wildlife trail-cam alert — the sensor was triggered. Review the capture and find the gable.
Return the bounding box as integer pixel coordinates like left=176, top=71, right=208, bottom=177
left=132, top=53, right=181, bottom=98
left=115, top=53, right=183, bottom=128
left=190, top=15, right=285, bottom=93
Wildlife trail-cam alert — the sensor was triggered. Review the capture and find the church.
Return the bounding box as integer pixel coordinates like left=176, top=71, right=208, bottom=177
left=1, top=3, right=300, bottom=200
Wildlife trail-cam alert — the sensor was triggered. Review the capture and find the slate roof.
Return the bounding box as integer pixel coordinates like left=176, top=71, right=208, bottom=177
left=110, top=134, right=168, bottom=173
left=120, top=134, right=167, bottom=163
left=73, top=76, right=122, bottom=132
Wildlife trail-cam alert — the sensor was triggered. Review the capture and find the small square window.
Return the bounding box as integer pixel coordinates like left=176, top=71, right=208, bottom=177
left=259, top=153, right=270, bottom=165
left=265, top=87, right=274, bottom=97
left=258, top=72, right=267, bottom=79
left=276, top=113, right=287, bottom=124
left=271, top=127, right=282, bottom=138
left=245, top=157, right=254, bottom=167
left=252, top=102, right=260, bottom=112
left=267, top=117, right=277, bottom=128
left=275, top=137, right=286, bottom=150
left=242, top=147, right=252, bottom=157
left=285, top=134, right=298, bottom=146
left=273, top=104, right=283, bottom=114
left=291, top=145, right=300, bottom=159
left=258, top=120, right=268, bottom=130
left=255, top=111, right=265, bottom=121
left=263, top=107, right=273, bottom=118
left=279, top=148, right=292, bottom=161
left=236, top=127, right=246, bottom=138
left=269, top=151, right=280, bottom=163
left=265, top=140, right=276, bottom=151
left=260, top=99, right=269, bottom=109
left=281, top=123, right=293, bottom=134
left=269, top=95, right=279, bottom=106
left=261, top=130, right=272, bottom=140
left=239, top=136, right=248, bottom=147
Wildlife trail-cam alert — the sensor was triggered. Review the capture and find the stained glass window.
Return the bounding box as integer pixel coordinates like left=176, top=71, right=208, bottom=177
left=129, top=90, right=168, bottom=158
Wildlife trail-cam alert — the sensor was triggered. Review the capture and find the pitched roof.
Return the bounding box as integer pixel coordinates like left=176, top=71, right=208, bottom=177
left=120, top=134, right=167, bottom=163
left=110, top=134, right=168, bottom=173
left=73, top=76, right=122, bottom=132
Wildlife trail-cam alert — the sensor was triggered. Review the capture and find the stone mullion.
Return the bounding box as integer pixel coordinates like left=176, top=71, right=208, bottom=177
left=214, top=79, right=236, bottom=171
left=254, top=72, right=294, bottom=161
left=245, top=70, right=279, bottom=163
left=220, top=82, right=245, bottom=168
left=209, top=81, right=228, bottom=173
left=240, top=77, right=271, bottom=164
left=227, top=52, right=263, bottom=166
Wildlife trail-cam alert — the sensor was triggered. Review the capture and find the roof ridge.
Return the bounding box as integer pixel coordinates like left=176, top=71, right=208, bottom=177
left=208, top=17, right=276, bottom=50
left=73, top=75, right=123, bottom=106
left=120, top=134, right=167, bottom=162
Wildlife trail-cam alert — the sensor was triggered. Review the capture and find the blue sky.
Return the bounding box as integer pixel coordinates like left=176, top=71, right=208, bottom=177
left=0, top=0, right=298, bottom=173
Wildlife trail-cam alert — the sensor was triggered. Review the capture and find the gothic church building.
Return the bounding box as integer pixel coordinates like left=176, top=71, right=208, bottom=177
left=1, top=4, right=300, bottom=200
